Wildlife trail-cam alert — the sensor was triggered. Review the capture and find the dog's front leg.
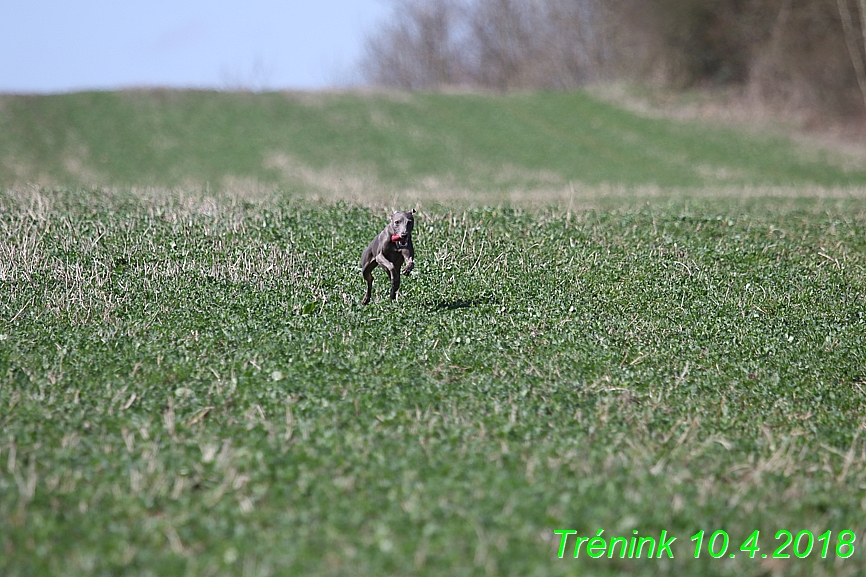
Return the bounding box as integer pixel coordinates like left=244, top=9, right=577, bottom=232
left=374, top=254, right=401, bottom=300
left=389, top=268, right=401, bottom=300
left=399, top=240, right=414, bottom=275
left=374, top=253, right=395, bottom=276
left=401, top=257, right=414, bottom=276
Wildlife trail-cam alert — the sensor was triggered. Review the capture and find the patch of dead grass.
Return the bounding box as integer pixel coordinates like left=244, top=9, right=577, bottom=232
left=5, top=155, right=866, bottom=216
left=589, top=83, right=866, bottom=174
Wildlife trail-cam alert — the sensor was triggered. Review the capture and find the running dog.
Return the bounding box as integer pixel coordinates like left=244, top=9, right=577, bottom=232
left=360, top=210, right=415, bottom=305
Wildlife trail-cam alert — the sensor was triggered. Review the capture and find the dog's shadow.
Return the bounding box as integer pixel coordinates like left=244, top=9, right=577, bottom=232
left=427, top=296, right=494, bottom=311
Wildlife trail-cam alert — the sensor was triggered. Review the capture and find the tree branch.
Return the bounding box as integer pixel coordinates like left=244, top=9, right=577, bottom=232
left=837, top=0, right=866, bottom=112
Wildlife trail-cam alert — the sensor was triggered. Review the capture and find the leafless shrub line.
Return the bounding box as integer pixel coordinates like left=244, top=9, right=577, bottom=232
left=361, top=0, right=866, bottom=119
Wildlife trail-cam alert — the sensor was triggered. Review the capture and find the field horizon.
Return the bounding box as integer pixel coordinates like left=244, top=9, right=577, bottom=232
left=2, top=88, right=866, bottom=207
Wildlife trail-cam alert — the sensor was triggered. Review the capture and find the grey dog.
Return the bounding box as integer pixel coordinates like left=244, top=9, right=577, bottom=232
left=361, top=210, right=415, bottom=305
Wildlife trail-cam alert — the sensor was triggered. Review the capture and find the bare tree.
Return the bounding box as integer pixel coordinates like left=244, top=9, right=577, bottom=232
left=836, top=0, right=866, bottom=112
left=360, top=0, right=466, bottom=90
left=466, top=0, right=607, bottom=89
left=361, top=0, right=613, bottom=91
left=360, top=0, right=865, bottom=119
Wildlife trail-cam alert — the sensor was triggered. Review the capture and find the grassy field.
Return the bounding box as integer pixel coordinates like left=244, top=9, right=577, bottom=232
left=2, top=90, right=866, bottom=576
left=2, top=89, right=866, bottom=196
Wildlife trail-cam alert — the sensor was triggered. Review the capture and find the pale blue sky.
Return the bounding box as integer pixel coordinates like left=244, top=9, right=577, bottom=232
left=1, top=0, right=391, bottom=93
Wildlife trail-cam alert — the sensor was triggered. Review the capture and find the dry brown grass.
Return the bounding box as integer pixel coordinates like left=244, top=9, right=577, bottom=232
left=589, top=83, right=866, bottom=175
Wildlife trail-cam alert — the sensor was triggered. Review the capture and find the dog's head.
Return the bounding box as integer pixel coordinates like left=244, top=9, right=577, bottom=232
left=388, top=209, right=415, bottom=245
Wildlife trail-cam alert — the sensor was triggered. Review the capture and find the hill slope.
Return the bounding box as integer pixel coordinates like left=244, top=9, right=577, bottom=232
left=2, top=89, right=864, bottom=195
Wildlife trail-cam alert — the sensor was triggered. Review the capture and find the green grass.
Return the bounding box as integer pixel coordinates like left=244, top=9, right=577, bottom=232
left=1, top=90, right=865, bottom=192
left=2, top=185, right=866, bottom=576
left=2, top=88, right=866, bottom=575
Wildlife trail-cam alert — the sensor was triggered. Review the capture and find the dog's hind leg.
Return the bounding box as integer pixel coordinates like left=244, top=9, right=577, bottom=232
left=361, top=259, right=376, bottom=305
